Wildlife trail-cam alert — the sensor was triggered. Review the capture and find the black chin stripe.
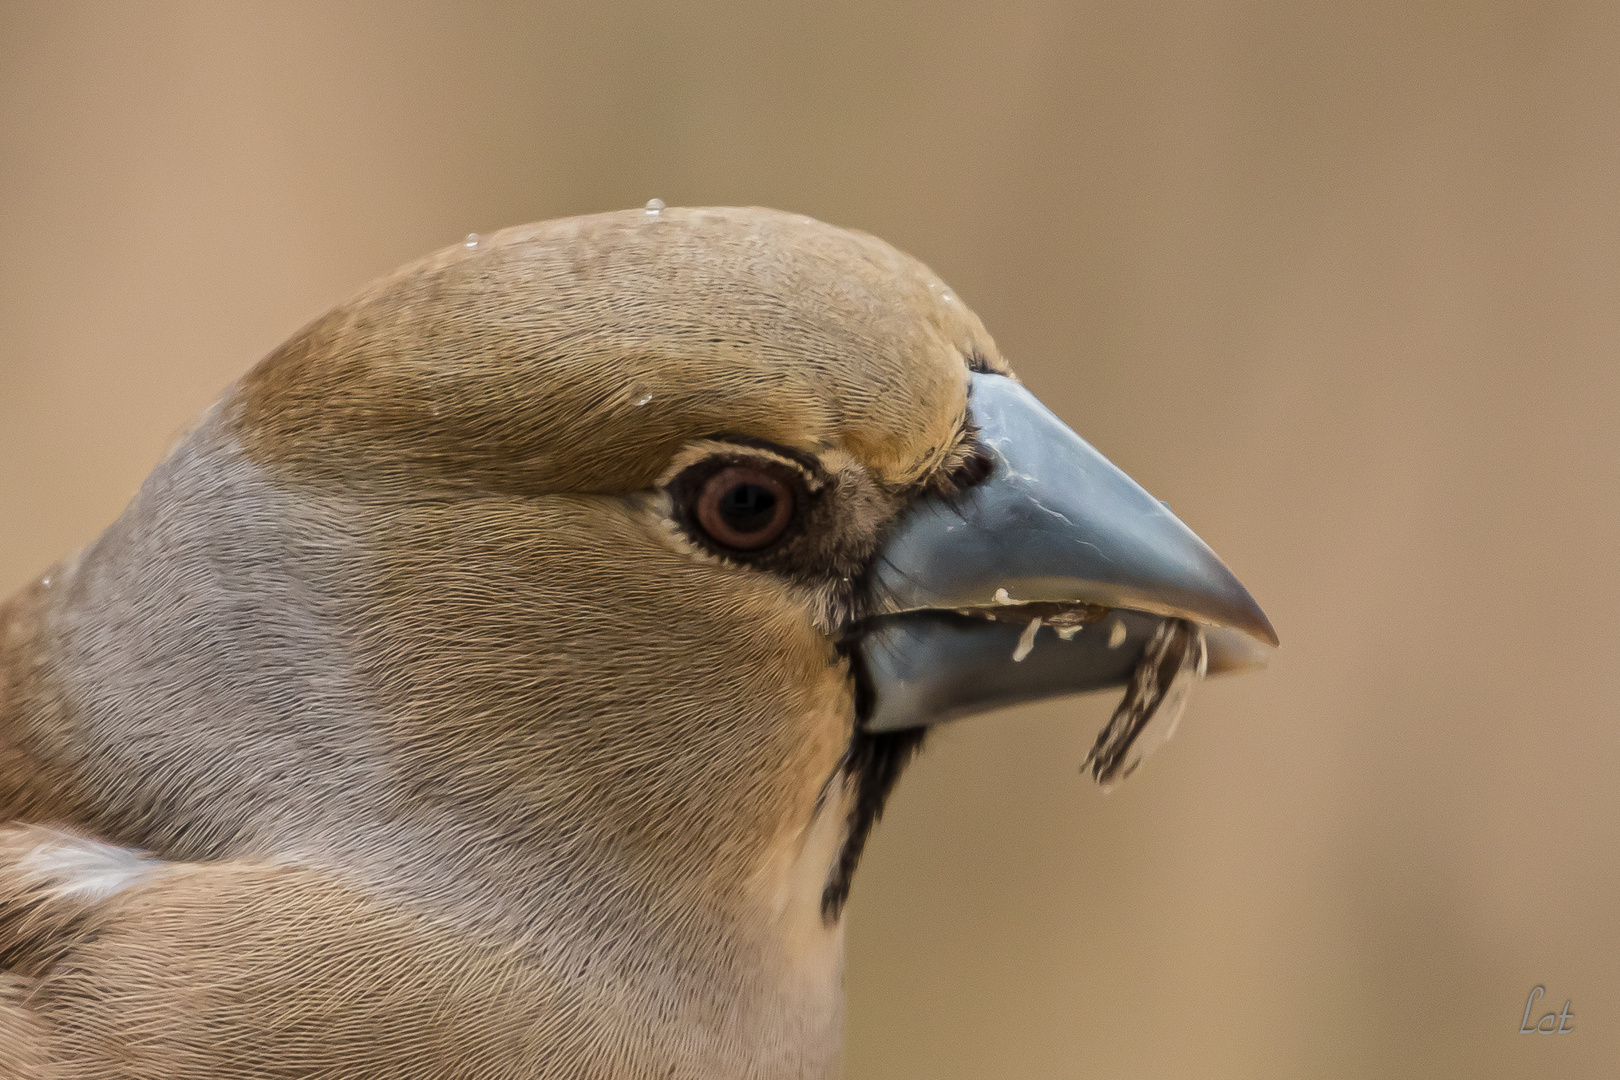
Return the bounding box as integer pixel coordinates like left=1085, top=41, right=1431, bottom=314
left=820, top=726, right=927, bottom=922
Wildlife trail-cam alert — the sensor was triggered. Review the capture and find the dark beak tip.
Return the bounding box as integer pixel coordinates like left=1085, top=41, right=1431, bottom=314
left=1257, top=619, right=1280, bottom=649
left=1198, top=551, right=1277, bottom=647
left=1237, top=601, right=1280, bottom=648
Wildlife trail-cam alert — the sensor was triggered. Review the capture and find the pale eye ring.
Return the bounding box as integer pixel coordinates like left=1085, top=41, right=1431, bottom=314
left=695, top=465, right=794, bottom=549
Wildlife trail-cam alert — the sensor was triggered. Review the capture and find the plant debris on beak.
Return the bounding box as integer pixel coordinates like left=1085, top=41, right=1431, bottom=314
left=1083, top=618, right=1207, bottom=788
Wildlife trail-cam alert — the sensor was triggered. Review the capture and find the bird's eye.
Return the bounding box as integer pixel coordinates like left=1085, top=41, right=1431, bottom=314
left=695, top=466, right=795, bottom=550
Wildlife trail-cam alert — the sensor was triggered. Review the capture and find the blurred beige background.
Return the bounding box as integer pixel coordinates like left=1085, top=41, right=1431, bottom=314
left=2, top=2, right=1615, bottom=1077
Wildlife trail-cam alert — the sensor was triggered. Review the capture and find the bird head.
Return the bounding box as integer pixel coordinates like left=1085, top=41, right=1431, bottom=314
left=224, top=206, right=1013, bottom=918
left=0, top=206, right=1273, bottom=1066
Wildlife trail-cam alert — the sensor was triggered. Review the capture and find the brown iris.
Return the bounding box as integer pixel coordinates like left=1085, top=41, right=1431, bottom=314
left=695, top=465, right=794, bottom=549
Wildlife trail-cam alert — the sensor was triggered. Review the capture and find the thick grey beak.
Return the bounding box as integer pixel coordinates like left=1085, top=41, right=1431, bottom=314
left=857, top=372, right=1275, bottom=733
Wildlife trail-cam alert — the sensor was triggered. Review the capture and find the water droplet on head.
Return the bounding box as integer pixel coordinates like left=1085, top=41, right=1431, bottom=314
left=40, top=576, right=52, bottom=589
left=633, top=393, right=653, bottom=406
left=464, top=233, right=481, bottom=249
left=644, top=198, right=664, bottom=218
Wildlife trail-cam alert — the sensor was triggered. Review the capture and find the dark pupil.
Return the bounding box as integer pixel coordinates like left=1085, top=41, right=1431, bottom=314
left=718, top=483, right=777, bottom=533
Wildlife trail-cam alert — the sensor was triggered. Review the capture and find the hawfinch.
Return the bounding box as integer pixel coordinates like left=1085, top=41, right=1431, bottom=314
left=0, top=207, right=1273, bottom=1079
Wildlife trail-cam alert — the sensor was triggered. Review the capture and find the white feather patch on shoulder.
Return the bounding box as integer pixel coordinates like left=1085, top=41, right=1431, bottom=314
left=9, top=828, right=162, bottom=904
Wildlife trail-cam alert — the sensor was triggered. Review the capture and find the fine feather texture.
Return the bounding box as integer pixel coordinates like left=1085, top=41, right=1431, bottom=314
left=0, top=207, right=1011, bottom=1078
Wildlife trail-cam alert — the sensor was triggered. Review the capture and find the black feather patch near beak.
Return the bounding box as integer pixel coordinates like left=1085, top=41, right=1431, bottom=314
left=820, top=726, right=927, bottom=922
